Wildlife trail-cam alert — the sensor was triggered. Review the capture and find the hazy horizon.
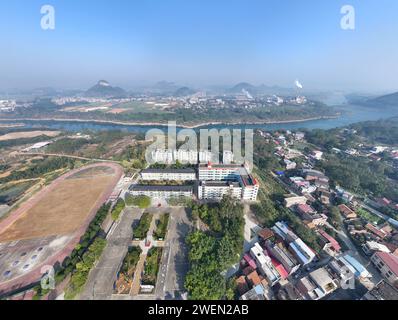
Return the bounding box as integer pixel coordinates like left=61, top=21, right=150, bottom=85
left=1, top=0, right=398, bottom=93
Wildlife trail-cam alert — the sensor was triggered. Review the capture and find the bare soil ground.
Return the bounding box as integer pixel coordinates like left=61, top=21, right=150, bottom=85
left=0, top=131, right=61, bottom=141
left=0, top=165, right=119, bottom=242
left=107, top=108, right=128, bottom=114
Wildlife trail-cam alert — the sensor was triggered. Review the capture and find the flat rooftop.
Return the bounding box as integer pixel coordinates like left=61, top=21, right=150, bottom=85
left=129, top=185, right=193, bottom=192
left=200, top=181, right=241, bottom=187
left=142, top=168, right=196, bottom=174
left=199, top=163, right=244, bottom=169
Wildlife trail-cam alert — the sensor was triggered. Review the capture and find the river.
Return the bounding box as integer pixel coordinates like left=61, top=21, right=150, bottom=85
left=1, top=104, right=397, bottom=133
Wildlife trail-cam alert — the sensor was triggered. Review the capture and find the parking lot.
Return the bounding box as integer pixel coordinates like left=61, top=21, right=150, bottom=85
left=151, top=207, right=193, bottom=300
left=80, top=207, right=143, bottom=300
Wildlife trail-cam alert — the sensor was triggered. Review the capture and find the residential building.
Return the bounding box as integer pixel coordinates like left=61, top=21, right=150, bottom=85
left=240, top=284, right=268, bottom=300
left=338, top=204, right=357, bottom=219
left=294, top=132, right=305, bottom=141
left=150, top=149, right=216, bottom=164
left=296, top=276, right=322, bottom=300
left=290, top=177, right=317, bottom=194
left=129, top=185, right=193, bottom=199
left=284, top=196, right=308, bottom=208
left=246, top=271, right=262, bottom=287
left=239, top=174, right=260, bottom=201
left=318, top=229, right=341, bottom=256
left=296, top=204, right=316, bottom=217
left=272, top=221, right=298, bottom=243
left=284, top=159, right=297, bottom=170
left=310, top=150, right=323, bottom=160
left=275, top=283, right=303, bottom=300
left=308, top=267, right=339, bottom=297
left=289, top=238, right=316, bottom=266
left=339, top=255, right=372, bottom=279
left=250, top=243, right=281, bottom=286
left=303, top=169, right=329, bottom=183
left=328, top=258, right=355, bottom=284
left=371, top=252, right=398, bottom=285
left=140, top=168, right=196, bottom=181
left=198, top=181, right=242, bottom=201
left=150, top=149, right=174, bottom=164
left=223, top=150, right=234, bottom=164
left=296, top=204, right=327, bottom=226
left=198, top=163, right=246, bottom=181
left=362, top=280, right=398, bottom=300
left=257, top=228, right=274, bottom=242
left=236, top=276, right=250, bottom=296
left=365, top=223, right=389, bottom=240
left=335, top=187, right=354, bottom=203
left=198, top=150, right=214, bottom=163
left=197, top=164, right=259, bottom=201
left=265, top=241, right=300, bottom=275
left=362, top=241, right=391, bottom=256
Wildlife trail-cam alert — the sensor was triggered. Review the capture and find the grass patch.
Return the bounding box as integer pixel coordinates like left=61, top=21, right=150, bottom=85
left=126, top=195, right=151, bottom=209
left=0, top=181, right=36, bottom=205
left=111, top=198, right=126, bottom=221
left=153, top=213, right=170, bottom=240
left=142, top=247, right=163, bottom=286
left=133, top=212, right=153, bottom=240
left=356, top=208, right=383, bottom=225
left=121, top=247, right=142, bottom=277
left=64, top=237, right=107, bottom=300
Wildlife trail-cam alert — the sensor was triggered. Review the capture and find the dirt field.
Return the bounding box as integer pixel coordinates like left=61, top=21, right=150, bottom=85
left=106, top=108, right=128, bottom=114
left=0, top=164, right=122, bottom=242
left=0, top=131, right=61, bottom=141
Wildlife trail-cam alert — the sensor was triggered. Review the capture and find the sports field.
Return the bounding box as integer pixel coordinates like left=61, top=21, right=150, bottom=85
left=0, top=164, right=122, bottom=242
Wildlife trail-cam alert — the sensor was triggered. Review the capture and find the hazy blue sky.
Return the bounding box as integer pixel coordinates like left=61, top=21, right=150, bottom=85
left=0, top=0, right=397, bottom=92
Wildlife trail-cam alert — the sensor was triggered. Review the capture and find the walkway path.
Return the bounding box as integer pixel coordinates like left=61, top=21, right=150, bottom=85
left=19, top=152, right=122, bottom=164
left=130, top=254, right=147, bottom=296
left=80, top=208, right=142, bottom=300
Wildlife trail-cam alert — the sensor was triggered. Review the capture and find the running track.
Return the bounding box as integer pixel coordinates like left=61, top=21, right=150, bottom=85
left=0, top=162, right=124, bottom=296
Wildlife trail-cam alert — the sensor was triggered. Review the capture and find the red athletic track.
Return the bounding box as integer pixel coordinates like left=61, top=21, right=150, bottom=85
left=0, top=163, right=124, bottom=296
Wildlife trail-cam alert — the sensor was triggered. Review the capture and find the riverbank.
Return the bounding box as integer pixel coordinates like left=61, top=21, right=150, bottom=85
left=0, top=115, right=340, bottom=129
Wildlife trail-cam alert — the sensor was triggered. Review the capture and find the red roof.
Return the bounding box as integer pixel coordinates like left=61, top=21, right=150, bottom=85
left=242, top=266, right=255, bottom=276
left=258, top=228, right=274, bottom=240
left=247, top=271, right=262, bottom=286
left=366, top=223, right=387, bottom=239
left=270, top=257, right=289, bottom=279
left=297, top=204, right=314, bottom=214
left=243, top=254, right=257, bottom=269
left=318, top=229, right=341, bottom=252
left=375, top=252, right=398, bottom=276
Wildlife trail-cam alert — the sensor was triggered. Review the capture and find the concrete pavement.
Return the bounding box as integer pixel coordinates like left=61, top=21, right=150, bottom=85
left=80, top=208, right=143, bottom=300
left=155, top=207, right=192, bottom=300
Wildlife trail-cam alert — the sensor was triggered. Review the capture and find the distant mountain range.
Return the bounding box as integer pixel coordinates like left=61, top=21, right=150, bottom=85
left=174, top=86, right=196, bottom=97
left=227, top=82, right=295, bottom=96
left=85, top=80, right=127, bottom=98
left=364, top=92, right=398, bottom=108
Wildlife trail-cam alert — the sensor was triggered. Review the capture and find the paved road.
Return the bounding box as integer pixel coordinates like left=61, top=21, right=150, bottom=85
left=155, top=207, right=192, bottom=300
left=326, top=222, right=382, bottom=288
left=80, top=208, right=143, bottom=300
left=19, top=152, right=122, bottom=164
